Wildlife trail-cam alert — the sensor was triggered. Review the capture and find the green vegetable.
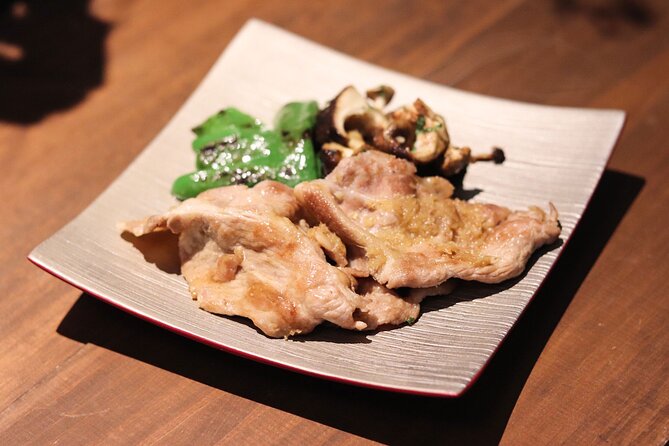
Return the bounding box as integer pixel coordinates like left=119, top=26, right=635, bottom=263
left=274, top=101, right=319, bottom=139
left=274, top=101, right=322, bottom=183
left=406, top=316, right=416, bottom=325
left=172, top=101, right=322, bottom=200
left=191, top=107, right=263, bottom=151
left=172, top=169, right=235, bottom=199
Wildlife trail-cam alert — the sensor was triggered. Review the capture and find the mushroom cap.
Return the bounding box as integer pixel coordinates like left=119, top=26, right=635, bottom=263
left=314, top=86, right=387, bottom=148
left=388, top=99, right=449, bottom=164
left=366, top=85, right=395, bottom=108
left=441, top=145, right=472, bottom=176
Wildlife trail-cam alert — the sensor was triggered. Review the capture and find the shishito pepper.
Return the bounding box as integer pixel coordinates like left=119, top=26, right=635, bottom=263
left=171, top=101, right=321, bottom=200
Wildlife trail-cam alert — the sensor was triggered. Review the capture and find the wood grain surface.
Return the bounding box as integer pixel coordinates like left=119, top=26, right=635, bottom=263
left=0, top=0, right=667, bottom=444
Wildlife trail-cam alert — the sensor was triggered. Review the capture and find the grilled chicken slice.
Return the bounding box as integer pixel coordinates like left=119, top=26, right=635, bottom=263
left=294, top=151, right=560, bottom=289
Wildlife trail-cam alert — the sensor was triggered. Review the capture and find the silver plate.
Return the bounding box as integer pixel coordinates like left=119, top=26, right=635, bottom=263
left=29, top=20, right=624, bottom=397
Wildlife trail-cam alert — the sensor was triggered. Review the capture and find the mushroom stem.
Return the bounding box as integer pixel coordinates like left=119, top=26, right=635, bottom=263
left=471, top=147, right=506, bottom=164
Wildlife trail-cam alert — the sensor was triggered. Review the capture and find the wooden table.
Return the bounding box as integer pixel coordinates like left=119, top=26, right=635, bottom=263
left=1, top=0, right=667, bottom=444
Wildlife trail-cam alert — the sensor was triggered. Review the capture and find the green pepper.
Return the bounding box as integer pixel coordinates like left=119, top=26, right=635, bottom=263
left=172, top=169, right=233, bottom=200
left=172, top=165, right=282, bottom=200
left=274, top=101, right=322, bottom=183
left=191, top=107, right=263, bottom=151
left=171, top=101, right=322, bottom=200
left=274, top=101, right=319, bottom=140
left=194, top=129, right=286, bottom=171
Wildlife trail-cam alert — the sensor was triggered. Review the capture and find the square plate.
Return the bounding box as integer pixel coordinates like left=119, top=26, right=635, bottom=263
left=29, top=19, right=624, bottom=397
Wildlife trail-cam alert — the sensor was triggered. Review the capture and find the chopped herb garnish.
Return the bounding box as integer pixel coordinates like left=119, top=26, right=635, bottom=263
left=415, top=115, right=426, bottom=132
left=406, top=316, right=416, bottom=325
left=416, top=116, right=444, bottom=133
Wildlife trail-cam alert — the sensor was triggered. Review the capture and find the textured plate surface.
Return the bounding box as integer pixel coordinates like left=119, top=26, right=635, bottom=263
left=29, top=20, right=624, bottom=397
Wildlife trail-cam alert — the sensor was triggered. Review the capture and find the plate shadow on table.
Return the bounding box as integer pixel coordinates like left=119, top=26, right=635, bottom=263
left=0, top=0, right=108, bottom=124
left=57, top=169, right=643, bottom=445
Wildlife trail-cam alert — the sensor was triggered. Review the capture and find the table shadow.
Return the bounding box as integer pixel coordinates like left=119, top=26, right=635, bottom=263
left=57, top=169, right=643, bottom=445
left=0, top=0, right=108, bottom=123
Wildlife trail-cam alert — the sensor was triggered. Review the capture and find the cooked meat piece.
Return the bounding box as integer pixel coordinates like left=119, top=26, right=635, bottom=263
left=122, top=182, right=302, bottom=237
left=354, top=279, right=457, bottom=329
left=122, top=181, right=371, bottom=337
left=122, top=180, right=453, bottom=337
left=122, top=151, right=559, bottom=337
left=354, top=279, right=420, bottom=329
left=294, top=151, right=560, bottom=289
left=301, top=221, right=348, bottom=267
